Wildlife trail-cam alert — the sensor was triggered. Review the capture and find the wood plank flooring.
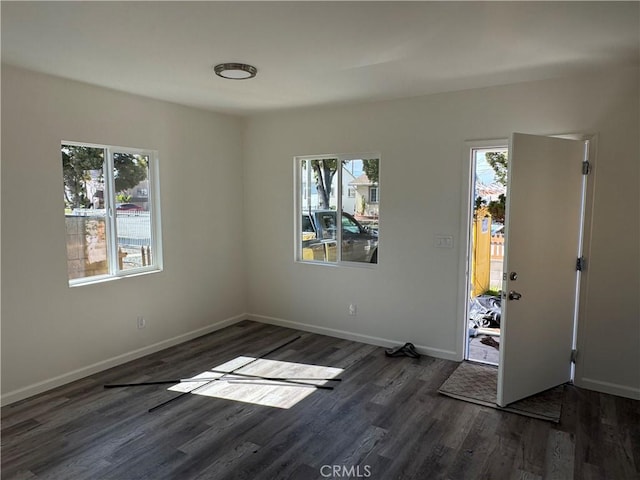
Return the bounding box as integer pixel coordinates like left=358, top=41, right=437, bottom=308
left=2, top=321, right=639, bottom=479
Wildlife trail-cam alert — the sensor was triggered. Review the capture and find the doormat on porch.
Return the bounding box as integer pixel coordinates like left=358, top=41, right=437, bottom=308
left=438, top=361, right=564, bottom=423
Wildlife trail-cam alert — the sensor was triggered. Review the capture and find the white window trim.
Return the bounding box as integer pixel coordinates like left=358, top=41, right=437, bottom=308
left=294, top=152, right=380, bottom=267
left=63, top=141, right=163, bottom=286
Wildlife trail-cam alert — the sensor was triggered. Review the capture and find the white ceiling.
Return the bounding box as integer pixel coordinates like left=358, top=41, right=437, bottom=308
left=2, top=2, right=638, bottom=116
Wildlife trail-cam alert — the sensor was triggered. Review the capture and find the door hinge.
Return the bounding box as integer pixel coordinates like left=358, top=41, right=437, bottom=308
left=571, top=349, right=578, bottom=363
left=582, top=161, right=591, bottom=175
left=576, top=256, right=586, bottom=271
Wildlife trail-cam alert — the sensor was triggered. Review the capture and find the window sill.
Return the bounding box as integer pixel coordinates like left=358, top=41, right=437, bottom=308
left=69, top=267, right=162, bottom=287
left=296, top=259, right=378, bottom=269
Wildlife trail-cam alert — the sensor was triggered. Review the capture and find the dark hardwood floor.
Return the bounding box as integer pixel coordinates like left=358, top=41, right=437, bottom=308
left=2, top=321, right=639, bottom=479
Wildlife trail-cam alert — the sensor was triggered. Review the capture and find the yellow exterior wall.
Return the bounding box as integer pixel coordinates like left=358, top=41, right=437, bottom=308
left=471, top=213, right=492, bottom=297
left=302, top=240, right=337, bottom=262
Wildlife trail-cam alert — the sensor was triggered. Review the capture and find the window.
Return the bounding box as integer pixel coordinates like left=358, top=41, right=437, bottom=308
left=62, top=142, right=162, bottom=285
left=369, top=187, right=379, bottom=203
left=296, top=154, right=379, bottom=265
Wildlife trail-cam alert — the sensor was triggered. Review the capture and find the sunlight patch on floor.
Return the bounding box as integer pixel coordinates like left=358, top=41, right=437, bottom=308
left=168, top=356, right=343, bottom=409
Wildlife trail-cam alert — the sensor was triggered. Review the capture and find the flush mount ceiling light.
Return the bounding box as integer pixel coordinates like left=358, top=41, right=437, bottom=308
left=213, top=63, right=257, bottom=80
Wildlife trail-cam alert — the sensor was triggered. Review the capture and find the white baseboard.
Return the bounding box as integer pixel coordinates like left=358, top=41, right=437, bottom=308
left=576, top=377, right=640, bottom=401
left=1, top=313, right=246, bottom=407
left=247, top=313, right=459, bottom=361
left=7, top=312, right=635, bottom=406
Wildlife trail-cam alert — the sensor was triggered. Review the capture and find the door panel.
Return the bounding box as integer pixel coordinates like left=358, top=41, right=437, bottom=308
left=497, top=133, right=585, bottom=407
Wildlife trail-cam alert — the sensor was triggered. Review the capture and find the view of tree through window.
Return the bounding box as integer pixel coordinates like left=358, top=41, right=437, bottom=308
left=298, top=155, right=379, bottom=265
left=62, top=143, right=161, bottom=284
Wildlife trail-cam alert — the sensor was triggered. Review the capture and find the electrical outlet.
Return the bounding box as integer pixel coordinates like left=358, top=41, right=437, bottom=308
left=348, top=304, right=357, bottom=316
left=137, top=316, right=146, bottom=329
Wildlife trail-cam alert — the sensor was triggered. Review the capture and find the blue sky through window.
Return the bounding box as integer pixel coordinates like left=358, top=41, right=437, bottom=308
left=475, top=152, right=496, bottom=185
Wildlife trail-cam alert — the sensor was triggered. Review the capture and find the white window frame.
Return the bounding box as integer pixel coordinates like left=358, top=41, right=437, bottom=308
left=295, top=152, right=380, bottom=267
left=62, top=141, right=163, bottom=286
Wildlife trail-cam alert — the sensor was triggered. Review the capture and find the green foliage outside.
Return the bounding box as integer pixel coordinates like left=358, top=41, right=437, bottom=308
left=62, top=145, right=148, bottom=209
left=62, top=146, right=104, bottom=209
left=113, top=153, right=148, bottom=193
left=475, top=152, right=507, bottom=224
left=486, top=151, right=508, bottom=186
left=475, top=193, right=506, bottom=224
left=488, top=194, right=506, bottom=224
left=486, top=151, right=507, bottom=224
left=362, top=159, right=379, bottom=184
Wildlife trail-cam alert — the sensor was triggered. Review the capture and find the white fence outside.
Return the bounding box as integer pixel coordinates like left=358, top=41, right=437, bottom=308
left=491, top=234, right=504, bottom=259
left=67, top=209, right=151, bottom=246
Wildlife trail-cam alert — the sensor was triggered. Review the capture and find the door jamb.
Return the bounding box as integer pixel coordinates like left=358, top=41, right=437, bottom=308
left=554, top=133, right=598, bottom=387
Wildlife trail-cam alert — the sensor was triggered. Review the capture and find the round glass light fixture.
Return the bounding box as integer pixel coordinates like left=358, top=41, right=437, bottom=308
left=214, top=63, right=257, bottom=80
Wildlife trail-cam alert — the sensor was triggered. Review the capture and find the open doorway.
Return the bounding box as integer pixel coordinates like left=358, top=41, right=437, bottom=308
left=465, top=145, right=508, bottom=365
left=457, top=134, right=591, bottom=406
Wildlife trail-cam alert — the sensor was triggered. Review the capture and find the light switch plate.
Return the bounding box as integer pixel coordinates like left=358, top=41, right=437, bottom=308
left=434, top=234, right=454, bottom=248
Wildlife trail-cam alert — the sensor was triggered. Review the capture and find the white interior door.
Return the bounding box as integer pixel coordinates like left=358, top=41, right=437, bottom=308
left=497, top=133, right=586, bottom=407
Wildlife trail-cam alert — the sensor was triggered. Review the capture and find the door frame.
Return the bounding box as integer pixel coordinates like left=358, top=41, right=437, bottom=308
left=457, top=134, right=597, bottom=389
left=457, top=139, right=508, bottom=363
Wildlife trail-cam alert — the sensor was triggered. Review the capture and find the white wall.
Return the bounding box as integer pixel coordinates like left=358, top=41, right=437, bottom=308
left=243, top=68, right=640, bottom=399
left=2, top=65, right=638, bottom=404
left=1, top=66, right=247, bottom=404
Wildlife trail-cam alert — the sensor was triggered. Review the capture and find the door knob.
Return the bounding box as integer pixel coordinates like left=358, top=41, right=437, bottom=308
left=508, top=290, right=522, bottom=301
